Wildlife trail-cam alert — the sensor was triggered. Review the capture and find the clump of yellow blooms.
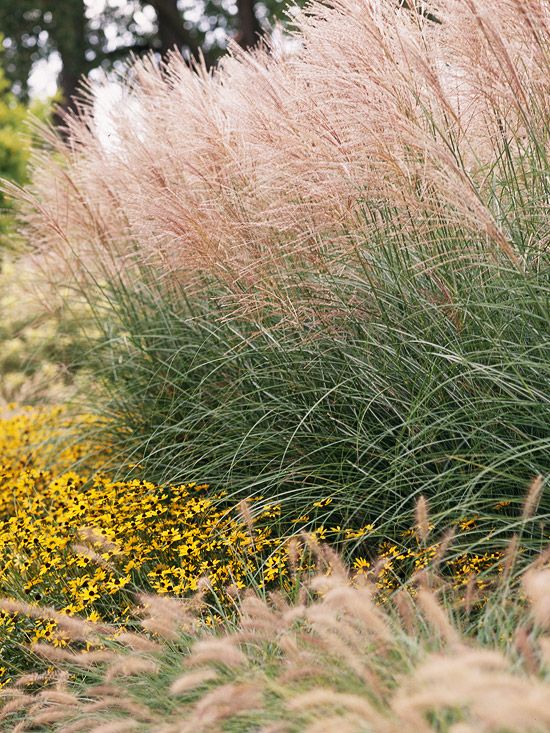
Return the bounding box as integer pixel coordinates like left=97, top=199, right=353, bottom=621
left=0, top=405, right=509, bottom=686
left=0, top=406, right=298, bottom=685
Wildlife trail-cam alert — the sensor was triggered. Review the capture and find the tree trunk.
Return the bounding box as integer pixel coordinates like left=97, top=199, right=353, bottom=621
left=51, top=0, right=87, bottom=122
left=148, top=0, right=198, bottom=57
left=236, top=0, right=261, bottom=49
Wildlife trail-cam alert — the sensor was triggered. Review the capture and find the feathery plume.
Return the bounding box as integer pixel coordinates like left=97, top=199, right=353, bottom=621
left=522, top=474, right=545, bottom=521
left=115, top=632, right=163, bottom=654
left=416, top=589, right=461, bottom=645
left=180, top=682, right=263, bottom=732
left=188, top=638, right=248, bottom=669
left=105, top=655, right=160, bottom=680
left=170, top=669, right=219, bottom=695
left=415, top=495, right=430, bottom=544
left=0, top=695, right=36, bottom=719
left=30, top=709, right=75, bottom=725
left=514, top=624, right=539, bottom=675
left=522, top=569, right=550, bottom=629
left=89, top=722, right=140, bottom=733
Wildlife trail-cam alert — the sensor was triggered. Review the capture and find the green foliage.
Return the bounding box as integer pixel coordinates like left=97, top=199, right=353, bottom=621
left=0, top=39, right=50, bottom=250
left=0, top=62, right=32, bottom=247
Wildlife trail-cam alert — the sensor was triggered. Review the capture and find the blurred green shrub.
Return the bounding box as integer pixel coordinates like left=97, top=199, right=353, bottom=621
left=0, top=39, right=49, bottom=251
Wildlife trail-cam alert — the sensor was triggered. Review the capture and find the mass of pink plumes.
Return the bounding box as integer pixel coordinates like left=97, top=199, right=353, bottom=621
left=14, top=0, right=550, bottom=317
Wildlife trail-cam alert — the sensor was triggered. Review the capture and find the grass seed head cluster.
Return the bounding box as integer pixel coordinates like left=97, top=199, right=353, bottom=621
left=11, top=0, right=550, bottom=315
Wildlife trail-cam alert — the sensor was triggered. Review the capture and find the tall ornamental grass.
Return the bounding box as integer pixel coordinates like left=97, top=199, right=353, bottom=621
left=3, top=0, right=549, bottom=545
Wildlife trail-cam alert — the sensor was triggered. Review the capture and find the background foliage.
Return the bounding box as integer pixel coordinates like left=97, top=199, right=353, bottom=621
left=0, top=52, right=43, bottom=247
left=0, top=0, right=295, bottom=115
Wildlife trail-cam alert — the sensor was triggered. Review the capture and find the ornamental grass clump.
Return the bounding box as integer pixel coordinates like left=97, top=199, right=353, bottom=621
left=75, top=267, right=549, bottom=559
left=3, top=538, right=550, bottom=733
left=2, top=0, right=549, bottom=549
left=10, top=0, right=549, bottom=302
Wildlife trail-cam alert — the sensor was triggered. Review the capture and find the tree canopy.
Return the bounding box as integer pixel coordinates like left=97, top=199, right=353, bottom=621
left=0, top=0, right=291, bottom=114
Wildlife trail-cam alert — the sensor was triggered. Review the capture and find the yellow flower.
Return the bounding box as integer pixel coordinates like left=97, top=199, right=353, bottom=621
left=32, top=620, right=57, bottom=644
left=457, top=516, right=478, bottom=531
left=353, top=557, right=371, bottom=573
left=104, top=575, right=131, bottom=594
